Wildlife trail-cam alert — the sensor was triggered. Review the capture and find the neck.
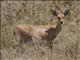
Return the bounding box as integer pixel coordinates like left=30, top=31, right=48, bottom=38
left=55, top=21, right=62, bottom=34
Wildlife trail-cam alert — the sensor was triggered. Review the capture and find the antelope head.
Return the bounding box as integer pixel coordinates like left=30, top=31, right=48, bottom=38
left=50, top=8, right=70, bottom=24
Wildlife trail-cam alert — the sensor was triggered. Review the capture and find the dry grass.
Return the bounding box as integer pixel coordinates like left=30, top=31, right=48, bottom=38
left=1, top=1, right=80, bottom=60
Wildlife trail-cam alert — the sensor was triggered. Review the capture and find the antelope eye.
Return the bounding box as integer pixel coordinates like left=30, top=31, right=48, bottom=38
left=58, top=17, right=61, bottom=20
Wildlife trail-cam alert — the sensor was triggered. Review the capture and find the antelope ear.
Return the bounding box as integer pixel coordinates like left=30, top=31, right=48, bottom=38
left=50, top=9, right=58, bottom=16
left=64, top=9, right=70, bottom=16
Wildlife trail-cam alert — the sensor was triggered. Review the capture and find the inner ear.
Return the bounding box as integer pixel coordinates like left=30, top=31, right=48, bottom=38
left=64, top=9, right=70, bottom=16
left=50, top=9, right=58, bottom=16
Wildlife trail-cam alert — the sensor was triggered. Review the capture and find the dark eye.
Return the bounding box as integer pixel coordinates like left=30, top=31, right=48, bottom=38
left=58, top=17, right=61, bottom=20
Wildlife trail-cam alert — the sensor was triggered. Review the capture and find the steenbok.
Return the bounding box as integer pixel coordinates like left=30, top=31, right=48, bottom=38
left=14, top=8, right=70, bottom=49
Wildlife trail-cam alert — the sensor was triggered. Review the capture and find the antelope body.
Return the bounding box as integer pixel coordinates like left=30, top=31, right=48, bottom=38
left=14, top=9, right=70, bottom=46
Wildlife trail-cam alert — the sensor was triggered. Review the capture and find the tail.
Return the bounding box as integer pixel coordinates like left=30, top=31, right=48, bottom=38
left=13, top=27, right=32, bottom=42
left=18, top=28, right=32, bottom=42
left=13, top=29, right=16, bottom=35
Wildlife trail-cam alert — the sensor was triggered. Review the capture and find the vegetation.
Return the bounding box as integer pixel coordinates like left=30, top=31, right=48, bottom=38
left=1, top=1, right=80, bottom=60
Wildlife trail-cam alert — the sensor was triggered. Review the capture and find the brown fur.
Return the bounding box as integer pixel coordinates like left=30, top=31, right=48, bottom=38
left=14, top=20, right=62, bottom=44
left=14, top=9, right=70, bottom=49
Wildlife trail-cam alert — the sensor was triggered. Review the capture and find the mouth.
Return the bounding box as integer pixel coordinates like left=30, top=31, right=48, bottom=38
left=60, top=21, right=63, bottom=24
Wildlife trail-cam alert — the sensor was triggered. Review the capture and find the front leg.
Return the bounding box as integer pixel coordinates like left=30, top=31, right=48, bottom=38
left=47, top=41, right=53, bottom=50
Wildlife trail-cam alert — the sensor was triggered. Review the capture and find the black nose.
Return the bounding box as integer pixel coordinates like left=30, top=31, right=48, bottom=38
left=60, top=21, right=63, bottom=24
